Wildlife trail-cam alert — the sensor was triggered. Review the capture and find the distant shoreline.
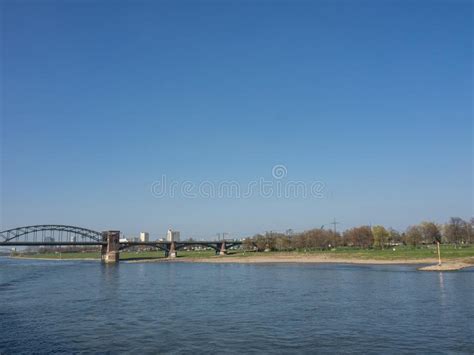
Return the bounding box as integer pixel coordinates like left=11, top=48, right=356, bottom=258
left=9, top=254, right=473, bottom=271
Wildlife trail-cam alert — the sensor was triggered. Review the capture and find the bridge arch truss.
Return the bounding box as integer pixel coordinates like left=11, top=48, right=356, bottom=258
left=0, top=225, right=104, bottom=245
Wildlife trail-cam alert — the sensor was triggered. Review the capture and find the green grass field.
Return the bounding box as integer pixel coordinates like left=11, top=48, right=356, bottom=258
left=253, top=245, right=474, bottom=260
left=10, top=245, right=474, bottom=261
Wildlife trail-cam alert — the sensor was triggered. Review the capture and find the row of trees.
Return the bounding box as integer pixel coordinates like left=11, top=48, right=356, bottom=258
left=243, top=217, right=473, bottom=251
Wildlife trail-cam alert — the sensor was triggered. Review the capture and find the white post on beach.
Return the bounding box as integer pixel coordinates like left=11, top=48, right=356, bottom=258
left=436, top=241, right=441, bottom=266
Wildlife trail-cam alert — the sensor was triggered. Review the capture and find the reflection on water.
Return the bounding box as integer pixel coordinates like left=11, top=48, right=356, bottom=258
left=438, top=272, right=447, bottom=306
left=438, top=271, right=445, bottom=289
left=0, top=258, right=473, bottom=353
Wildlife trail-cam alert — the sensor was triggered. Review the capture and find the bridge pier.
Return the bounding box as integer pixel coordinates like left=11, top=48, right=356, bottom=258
left=101, top=231, right=120, bottom=263
left=219, top=242, right=227, bottom=256
left=168, top=241, right=177, bottom=258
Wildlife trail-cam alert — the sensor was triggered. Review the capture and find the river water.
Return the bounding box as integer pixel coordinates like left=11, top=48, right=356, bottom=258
left=0, top=257, right=473, bottom=354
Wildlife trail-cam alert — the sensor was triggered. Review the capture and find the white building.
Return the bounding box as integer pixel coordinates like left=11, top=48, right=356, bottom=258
left=166, top=229, right=180, bottom=242
left=140, top=232, right=149, bottom=242
left=123, top=236, right=138, bottom=242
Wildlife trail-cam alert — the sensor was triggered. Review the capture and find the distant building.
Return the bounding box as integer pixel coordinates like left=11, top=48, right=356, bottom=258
left=140, top=232, right=149, bottom=242
left=125, top=236, right=138, bottom=242
left=166, top=229, right=180, bottom=242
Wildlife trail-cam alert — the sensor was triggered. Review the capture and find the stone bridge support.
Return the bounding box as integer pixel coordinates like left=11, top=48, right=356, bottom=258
left=219, top=242, right=227, bottom=255
left=168, top=241, right=177, bottom=258
left=101, top=231, right=120, bottom=263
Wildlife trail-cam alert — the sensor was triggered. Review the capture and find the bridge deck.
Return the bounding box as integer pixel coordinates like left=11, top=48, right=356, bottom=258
left=0, top=241, right=242, bottom=246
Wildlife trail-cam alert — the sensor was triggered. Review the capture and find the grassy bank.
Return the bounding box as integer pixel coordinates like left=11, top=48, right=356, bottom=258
left=10, top=245, right=474, bottom=262
left=266, top=245, right=474, bottom=260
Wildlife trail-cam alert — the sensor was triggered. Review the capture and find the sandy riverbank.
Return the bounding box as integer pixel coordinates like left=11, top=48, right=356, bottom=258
left=417, top=261, right=473, bottom=271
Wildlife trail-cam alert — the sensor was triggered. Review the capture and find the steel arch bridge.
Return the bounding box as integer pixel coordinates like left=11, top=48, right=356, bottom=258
left=0, top=224, right=243, bottom=262
left=0, top=225, right=104, bottom=245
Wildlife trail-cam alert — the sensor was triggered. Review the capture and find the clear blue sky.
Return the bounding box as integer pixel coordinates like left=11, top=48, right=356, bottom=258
left=2, top=0, right=472, bottom=238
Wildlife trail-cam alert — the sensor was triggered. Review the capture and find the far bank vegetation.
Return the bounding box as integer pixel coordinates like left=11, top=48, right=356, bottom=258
left=243, top=217, right=473, bottom=252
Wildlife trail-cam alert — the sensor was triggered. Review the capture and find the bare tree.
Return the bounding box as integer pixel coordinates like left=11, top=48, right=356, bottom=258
left=387, top=228, right=402, bottom=245
left=372, top=225, right=389, bottom=249
left=405, top=225, right=423, bottom=247
left=444, top=217, right=468, bottom=245
left=421, top=222, right=442, bottom=244
left=343, top=226, right=373, bottom=248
